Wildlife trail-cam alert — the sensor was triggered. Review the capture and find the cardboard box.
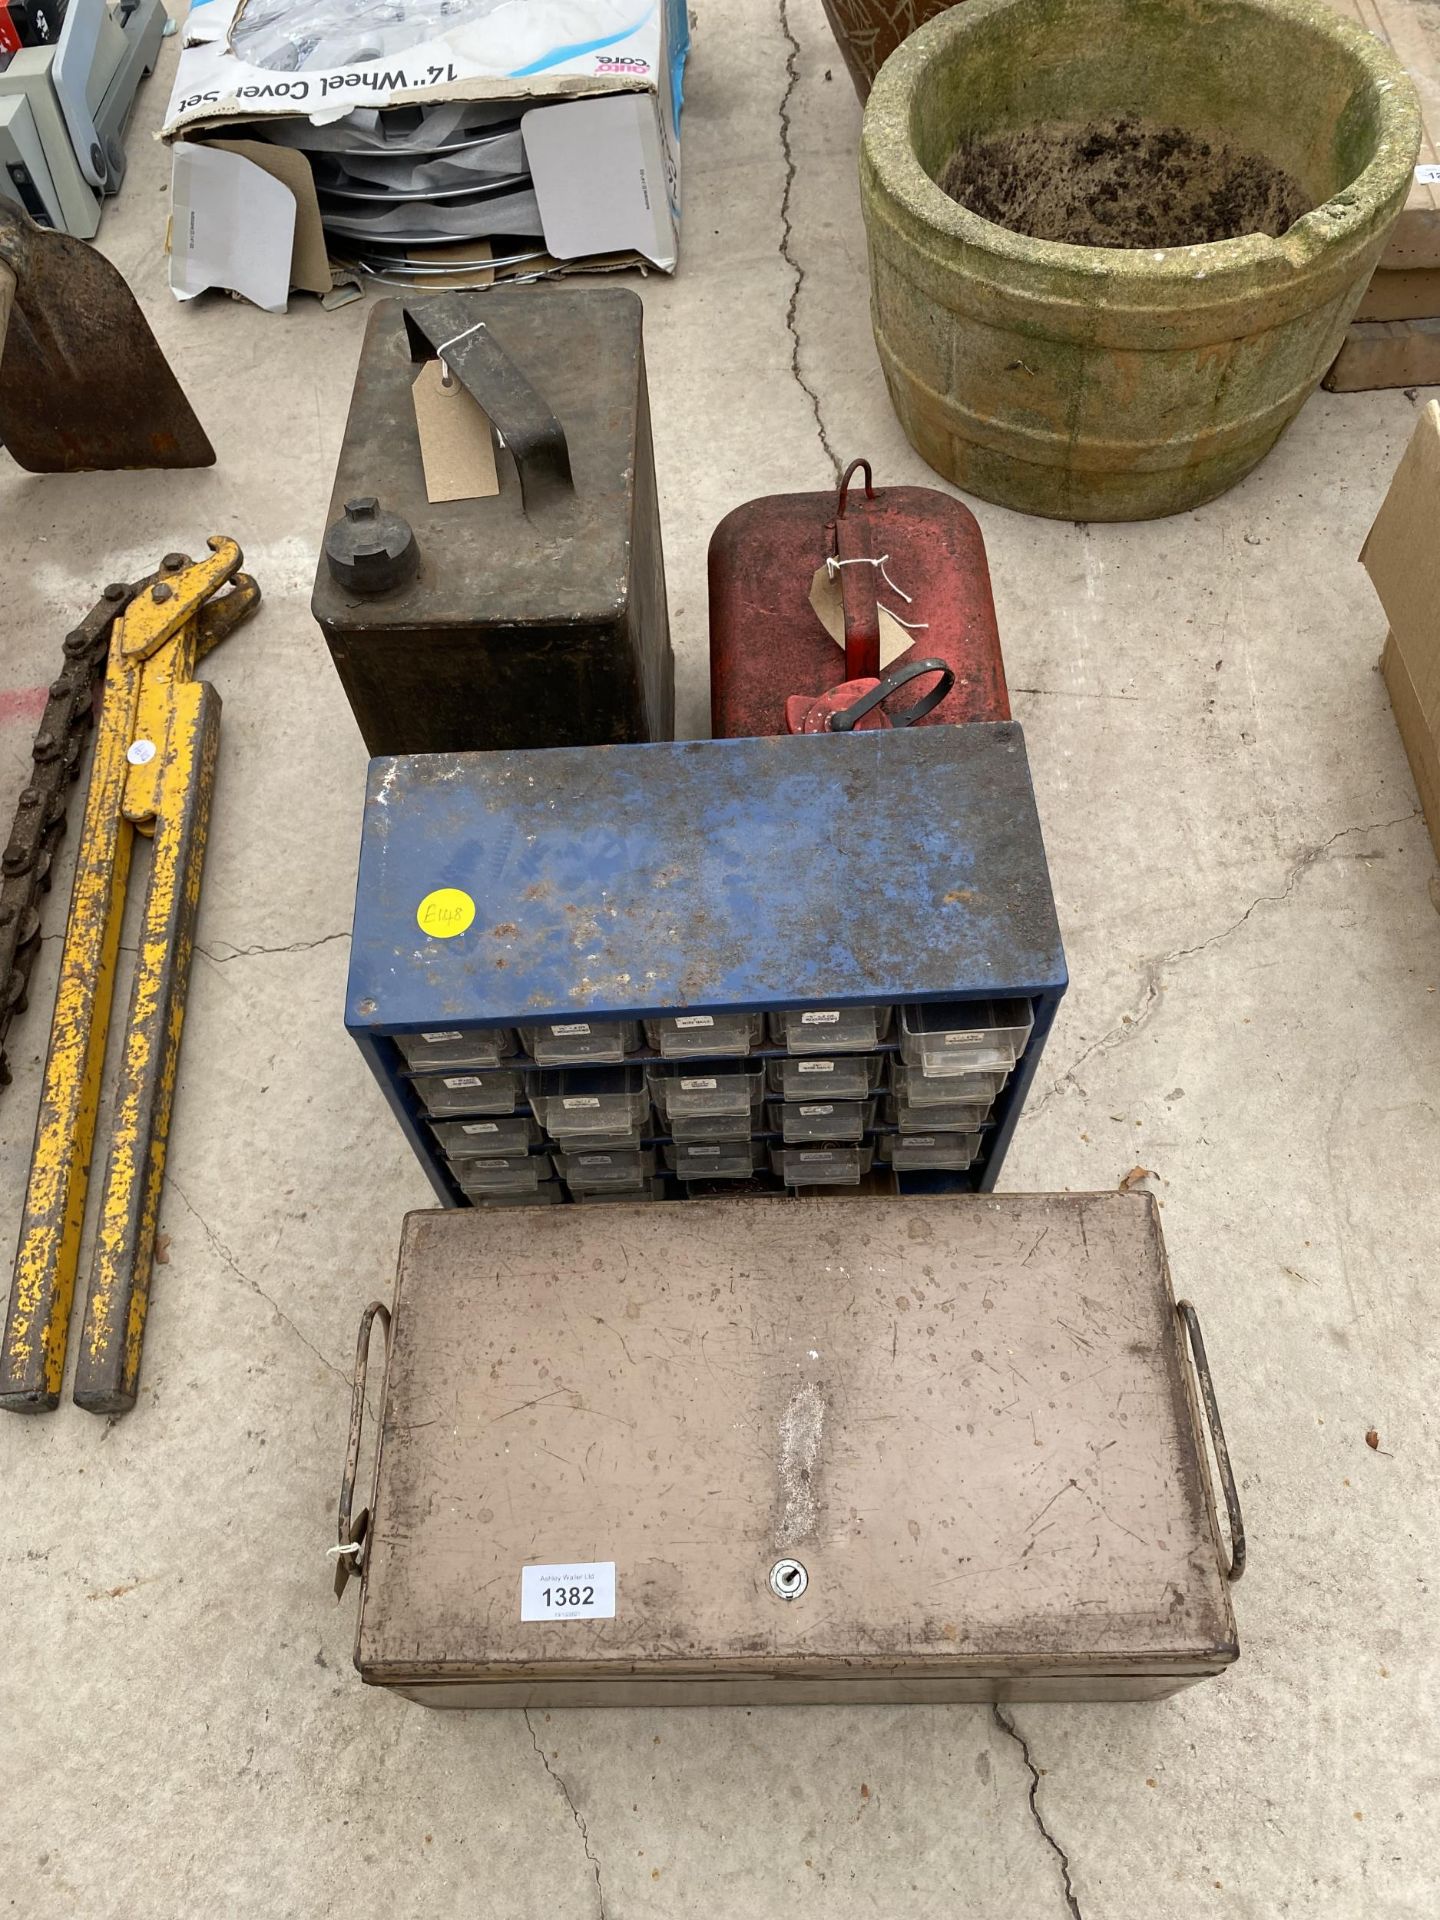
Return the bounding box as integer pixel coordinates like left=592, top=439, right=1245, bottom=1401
left=1334, top=0, right=1440, bottom=270
left=1361, top=400, right=1440, bottom=859
left=162, top=0, right=687, bottom=307
left=1325, top=315, right=1440, bottom=390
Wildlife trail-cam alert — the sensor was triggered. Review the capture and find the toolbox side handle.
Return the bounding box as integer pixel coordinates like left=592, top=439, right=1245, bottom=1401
left=403, top=303, right=574, bottom=514
left=334, top=1300, right=392, bottom=1600
left=1177, top=1300, right=1246, bottom=1582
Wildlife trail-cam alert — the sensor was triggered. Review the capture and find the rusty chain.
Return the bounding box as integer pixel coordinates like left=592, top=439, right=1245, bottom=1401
left=0, top=578, right=144, bottom=1092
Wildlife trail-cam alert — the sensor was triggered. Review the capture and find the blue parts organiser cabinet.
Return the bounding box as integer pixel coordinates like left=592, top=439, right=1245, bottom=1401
left=346, top=723, right=1066, bottom=1206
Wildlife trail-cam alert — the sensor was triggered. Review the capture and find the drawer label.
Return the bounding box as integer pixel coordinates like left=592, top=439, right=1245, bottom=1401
left=908, top=1136, right=937, bottom=1147
left=689, top=1145, right=721, bottom=1157
left=421, top=1029, right=465, bottom=1042
left=799, top=1151, right=838, bottom=1162
left=461, top=1122, right=500, bottom=1134
left=801, top=1010, right=840, bottom=1025
left=521, top=1561, right=616, bottom=1622
left=943, top=1031, right=984, bottom=1044
left=799, top=1104, right=834, bottom=1116
left=680, top=1076, right=718, bottom=1091
left=576, top=1154, right=614, bottom=1166
left=674, top=1015, right=714, bottom=1029
left=552, top=1022, right=591, bottom=1036
left=443, top=1075, right=484, bottom=1089
left=797, top=1060, right=835, bottom=1073
left=562, top=1096, right=601, bottom=1110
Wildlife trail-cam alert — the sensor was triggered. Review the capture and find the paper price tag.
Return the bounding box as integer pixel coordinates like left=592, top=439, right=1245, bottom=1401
left=521, top=1561, right=616, bottom=1622
left=412, top=361, right=500, bottom=504
left=809, top=564, right=912, bottom=668
left=1416, top=163, right=1440, bottom=185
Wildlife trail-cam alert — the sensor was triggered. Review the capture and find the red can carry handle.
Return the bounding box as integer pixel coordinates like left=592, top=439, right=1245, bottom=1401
left=835, top=457, right=876, bottom=518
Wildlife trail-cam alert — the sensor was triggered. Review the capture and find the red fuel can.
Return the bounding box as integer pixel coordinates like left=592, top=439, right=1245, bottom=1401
left=708, top=459, right=1010, bottom=738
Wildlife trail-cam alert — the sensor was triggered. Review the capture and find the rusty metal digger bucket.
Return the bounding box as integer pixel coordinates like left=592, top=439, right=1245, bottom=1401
left=0, top=202, right=213, bottom=473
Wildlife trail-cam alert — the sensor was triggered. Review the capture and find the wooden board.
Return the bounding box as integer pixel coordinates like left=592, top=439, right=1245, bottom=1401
left=1332, top=0, right=1440, bottom=269
left=355, top=1193, right=1237, bottom=1707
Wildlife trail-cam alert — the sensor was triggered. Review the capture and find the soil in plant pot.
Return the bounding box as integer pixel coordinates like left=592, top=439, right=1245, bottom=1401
left=939, top=115, right=1313, bottom=248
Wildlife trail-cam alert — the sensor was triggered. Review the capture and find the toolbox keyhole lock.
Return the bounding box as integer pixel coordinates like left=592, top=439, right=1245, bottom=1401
left=769, top=1558, right=808, bottom=1601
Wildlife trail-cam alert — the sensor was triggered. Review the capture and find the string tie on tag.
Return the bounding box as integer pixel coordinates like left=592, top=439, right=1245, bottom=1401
left=824, top=553, right=928, bottom=629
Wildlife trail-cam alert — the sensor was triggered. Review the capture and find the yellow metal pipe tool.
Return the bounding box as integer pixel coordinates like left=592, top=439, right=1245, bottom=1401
left=0, top=540, right=260, bottom=1415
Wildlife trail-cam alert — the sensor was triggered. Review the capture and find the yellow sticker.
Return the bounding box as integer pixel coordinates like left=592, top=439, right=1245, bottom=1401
left=416, top=887, right=476, bottom=939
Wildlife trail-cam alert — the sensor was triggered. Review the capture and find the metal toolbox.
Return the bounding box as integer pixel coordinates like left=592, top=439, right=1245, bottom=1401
left=708, top=461, right=1010, bottom=738
left=337, top=1194, right=1243, bottom=1708
left=345, top=724, right=1067, bottom=1206
left=311, top=287, right=673, bottom=757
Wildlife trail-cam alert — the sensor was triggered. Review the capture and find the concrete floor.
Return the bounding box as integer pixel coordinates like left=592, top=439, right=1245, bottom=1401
left=2, top=2, right=1438, bottom=1914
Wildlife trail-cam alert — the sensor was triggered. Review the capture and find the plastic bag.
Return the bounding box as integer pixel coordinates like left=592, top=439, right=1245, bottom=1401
left=230, top=0, right=511, bottom=73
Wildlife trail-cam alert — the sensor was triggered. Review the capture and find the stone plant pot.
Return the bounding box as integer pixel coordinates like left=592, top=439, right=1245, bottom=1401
left=860, top=0, right=1421, bottom=520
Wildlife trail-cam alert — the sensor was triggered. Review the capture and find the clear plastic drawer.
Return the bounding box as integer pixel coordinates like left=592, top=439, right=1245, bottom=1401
left=461, top=1185, right=562, bottom=1209
left=890, top=1062, right=1007, bottom=1108
left=898, top=1000, right=1033, bottom=1075
left=555, top=1148, right=657, bottom=1190
left=454, top=1153, right=555, bottom=1194
left=766, top=1098, right=876, bottom=1144
left=570, top=1179, right=669, bottom=1205
left=434, top=1115, right=542, bottom=1158
left=878, top=1131, right=982, bottom=1171
left=770, top=1005, right=892, bottom=1054
left=884, top=1094, right=992, bottom=1133
left=520, top=1018, right=641, bottom=1067
left=528, top=1066, right=650, bottom=1139
left=399, top=1027, right=517, bottom=1071
left=413, top=1068, right=523, bottom=1118
left=663, top=1140, right=765, bottom=1180
left=669, top=1108, right=758, bottom=1140
left=770, top=1144, right=875, bottom=1187
left=644, top=1013, right=764, bottom=1058
left=767, top=1054, right=881, bottom=1101
left=648, top=1062, right=764, bottom=1122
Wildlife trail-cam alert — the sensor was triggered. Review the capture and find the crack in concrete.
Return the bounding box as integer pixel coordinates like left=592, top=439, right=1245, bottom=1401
left=197, top=930, right=351, bottom=965
left=991, top=1705, right=1082, bottom=1919
left=777, top=0, right=841, bottom=481
left=166, top=1180, right=350, bottom=1389
left=523, top=1710, right=606, bottom=1918
left=1032, top=811, right=1421, bottom=1114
